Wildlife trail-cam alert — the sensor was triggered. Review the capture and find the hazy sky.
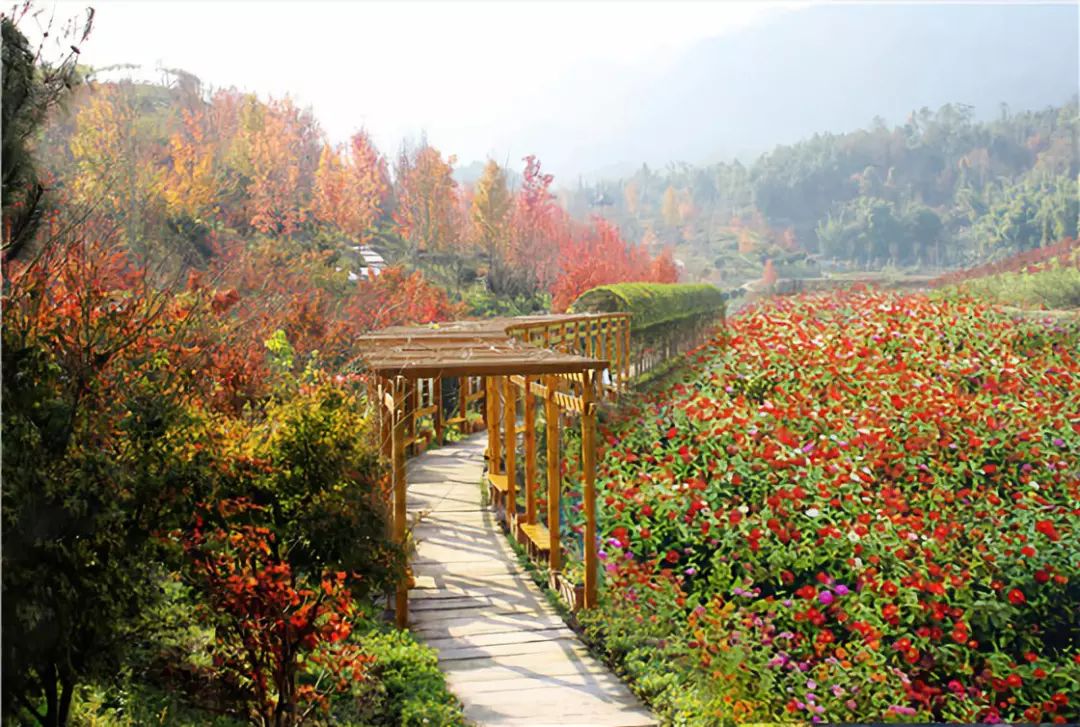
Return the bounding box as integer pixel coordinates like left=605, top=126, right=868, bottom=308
left=35, top=0, right=798, bottom=181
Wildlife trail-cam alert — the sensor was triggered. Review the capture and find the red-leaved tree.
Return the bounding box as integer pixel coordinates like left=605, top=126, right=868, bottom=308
left=181, top=499, right=372, bottom=727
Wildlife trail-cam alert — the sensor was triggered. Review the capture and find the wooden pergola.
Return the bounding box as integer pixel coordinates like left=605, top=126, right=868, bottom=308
left=356, top=313, right=630, bottom=627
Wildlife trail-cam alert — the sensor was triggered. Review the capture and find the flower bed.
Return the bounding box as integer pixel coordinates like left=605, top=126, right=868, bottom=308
left=589, top=289, right=1079, bottom=724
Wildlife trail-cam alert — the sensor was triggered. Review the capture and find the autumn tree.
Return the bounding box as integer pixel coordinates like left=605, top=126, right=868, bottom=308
left=762, top=258, right=779, bottom=286
left=507, top=155, right=561, bottom=296
left=551, top=216, right=669, bottom=311
left=469, top=160, right=515, bottom=294
left=68, top=82, right=167, bottom=256
left=311, top=130, right=388, bottom=242
left=393, top=142, right=460, bottom=257
left=235, top=96, right=320, bottom=237
left=392, top=142, right=468, bottom=290
left=181, top=502, right=372, bottom=727
left=163, top=106, right=220, bottom=223
left=661, top=185, right=680, bottom=228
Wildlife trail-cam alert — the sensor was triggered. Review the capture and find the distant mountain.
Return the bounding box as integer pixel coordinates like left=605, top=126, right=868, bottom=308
left=572, top=2, right=1078, bottom=182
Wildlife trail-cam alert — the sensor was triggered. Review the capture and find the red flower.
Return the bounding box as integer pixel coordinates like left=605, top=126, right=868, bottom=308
left=1008, top=588, right=1026, bottom=606
left=665, top=549, right=680, bottom=564
left=1035, top=519, right=1061, bottom=542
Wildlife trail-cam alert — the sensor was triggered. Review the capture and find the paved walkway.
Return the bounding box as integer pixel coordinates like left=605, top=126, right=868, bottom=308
left=406, top=433, right=656, bottom=727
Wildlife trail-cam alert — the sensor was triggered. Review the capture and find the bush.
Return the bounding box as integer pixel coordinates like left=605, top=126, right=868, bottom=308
left=958, top=263, right=1080, bottom=309
left=329, top=629, right=466, bottom=727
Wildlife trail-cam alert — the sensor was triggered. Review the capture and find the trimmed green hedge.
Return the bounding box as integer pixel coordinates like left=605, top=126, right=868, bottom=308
left=568, top=282, right=726, bottom=332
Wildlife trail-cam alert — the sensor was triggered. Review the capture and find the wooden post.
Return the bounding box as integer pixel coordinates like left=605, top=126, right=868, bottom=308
left=614, top=318, right=624, bottom=391
left=404, top=378, right=417, bottom=456
left=433, top=377, right=444, bottom=444
left=392, top=377, right=409, bottom=628
left=503, top=376, right=516, bottom=527
left=486, top=376, right=501, bottom=473
left=523, top=376, right=537, bottom=524
left=544, top=374, right=561, bottom=572
left=379, top=379, right=392, bottom=460
left=581, top=369, right=598, bottom=608
left=460, top=376, right=469, bottom=434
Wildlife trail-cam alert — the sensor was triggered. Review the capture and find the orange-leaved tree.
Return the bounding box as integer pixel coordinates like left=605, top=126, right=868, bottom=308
left=393, top=142, right=461, bottom=259
left=311, top=130, right=388, bottom=243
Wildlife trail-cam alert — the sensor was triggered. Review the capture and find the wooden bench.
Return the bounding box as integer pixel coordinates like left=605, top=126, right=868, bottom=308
left=518, top=521, right=552, bottom=561
left=487, top=472, right=509, bottom=512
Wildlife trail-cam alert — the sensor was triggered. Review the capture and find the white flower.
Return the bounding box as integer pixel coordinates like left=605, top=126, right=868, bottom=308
left=805, top=508, right=820, bottom=518
left=847, top=531, right=861, bottom=542
left=738, top=505, right=749, bottom=514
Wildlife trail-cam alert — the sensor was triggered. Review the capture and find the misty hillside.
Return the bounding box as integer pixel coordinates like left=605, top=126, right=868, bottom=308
left=574, top=2, right=1079, bottom=179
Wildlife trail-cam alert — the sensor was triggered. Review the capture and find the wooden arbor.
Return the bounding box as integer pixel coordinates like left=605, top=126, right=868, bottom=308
left=355, top=314, right=625, bottom=628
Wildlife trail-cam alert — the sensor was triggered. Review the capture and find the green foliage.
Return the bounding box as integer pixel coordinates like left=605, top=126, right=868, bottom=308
left=335, top=629, right=466, bottom=727
left=462, top=283, right=550, bottom=317
left=569, top=282, right=725, bottom=332
left=816, top=198, right=946, bottom=266
left=972, top=174, right=1078, bottom=254
left=958, top=263, right=1080, bottom=309
left=240, top=376, right=403, bottom=596
left=1, top=10, right=91, bottom=260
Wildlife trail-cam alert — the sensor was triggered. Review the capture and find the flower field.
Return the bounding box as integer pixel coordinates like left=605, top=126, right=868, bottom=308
left=588, top=289, right=1079, bottom=724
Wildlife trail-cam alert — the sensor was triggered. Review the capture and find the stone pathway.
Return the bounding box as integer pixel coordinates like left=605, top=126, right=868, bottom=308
left=406, top=433, right=656, bottom=727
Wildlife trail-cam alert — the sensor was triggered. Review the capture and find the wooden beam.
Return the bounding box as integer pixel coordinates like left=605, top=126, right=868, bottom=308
left=392, top=377, right=408, bottom=628
left=544, top=374, right=561, bottom=572
left=581, top=369, right=597, bottom=609
left=503, top=376, right=517, bottom=526
left=523, top=376, right=537, bottom=525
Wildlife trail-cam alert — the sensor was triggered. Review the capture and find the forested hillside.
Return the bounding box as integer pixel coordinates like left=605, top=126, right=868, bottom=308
left=30, top=69, right=676, bottom=315
left=562, top=101, right=1078, bottom=284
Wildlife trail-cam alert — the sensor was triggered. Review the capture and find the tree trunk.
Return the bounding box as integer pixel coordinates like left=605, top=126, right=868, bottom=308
left=42, top=663, right=58, bottom=727
left=57, top=676, right=74, bottom=727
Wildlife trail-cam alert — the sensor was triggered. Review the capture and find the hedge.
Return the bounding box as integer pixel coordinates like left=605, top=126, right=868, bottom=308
left=568, top=282, right=726, bottom=332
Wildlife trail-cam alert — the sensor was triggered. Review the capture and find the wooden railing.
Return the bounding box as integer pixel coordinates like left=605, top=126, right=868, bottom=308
left=506, top=313, right=632, bottom=397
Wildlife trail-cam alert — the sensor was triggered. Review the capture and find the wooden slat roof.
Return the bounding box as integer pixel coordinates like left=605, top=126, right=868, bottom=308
left=355, top=313, right=617, bottom=378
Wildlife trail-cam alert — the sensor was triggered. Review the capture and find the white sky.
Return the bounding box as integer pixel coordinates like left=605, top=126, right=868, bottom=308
left=31, top=0, right=799, bottom=181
